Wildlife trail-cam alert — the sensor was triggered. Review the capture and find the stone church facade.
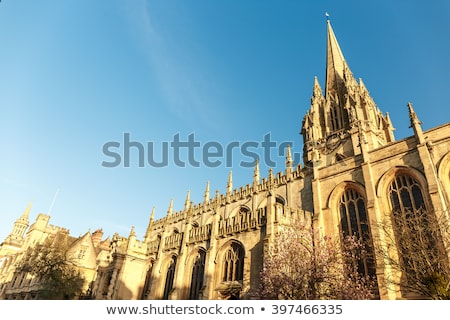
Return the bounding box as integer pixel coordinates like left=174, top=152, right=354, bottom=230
left=1, top=21, right=449, bottom=300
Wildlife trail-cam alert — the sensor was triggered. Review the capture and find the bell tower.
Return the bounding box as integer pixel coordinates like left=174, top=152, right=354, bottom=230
left=301, top=19, right=395, bottom=166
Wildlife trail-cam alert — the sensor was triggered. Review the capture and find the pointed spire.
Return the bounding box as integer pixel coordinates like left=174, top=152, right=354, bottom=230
left=129, top=226, right=136, bottom=238
left=150, top=206, right=155, bottom=222
left=167, top=198, right=174, bottom=217
left=6, top=201, right=32, bottom=242
left=253, top=159, right=260, bottom=185
left=408, top=102, right=422, bottom=126
left=286, top=145, right=293, bottom=176
left=359, top=78, right=367, bottom=92
left=386, top=112, right=393, bottom=127
left=286, top=144, right=293, bottom=166
left=268, top=167, right=274, bottom=182
left=144, top=207, right=156, bottom=242
left=184, top=190, right=191, bottom=211
left=204, top=181, right=210, bottom=203
left=227, top=171, right=233, bottom=194
left=187, top=201, right=194, bottom=221
left=385, top=111, right=396, bottom=141
left=325, top=19, right=347, bottom=98
left=313, top=76, right=323, bottom=98
left=19, top=201, right=32, bottom=223
left=407, top=102, right=425, bottom=144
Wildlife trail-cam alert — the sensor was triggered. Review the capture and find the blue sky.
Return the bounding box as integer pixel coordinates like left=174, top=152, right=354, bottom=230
left=1, top=0, right=449, bottom=241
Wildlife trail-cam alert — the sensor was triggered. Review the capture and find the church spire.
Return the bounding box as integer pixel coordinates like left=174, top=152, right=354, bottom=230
left=301, top=18, right=395, bottom=166
left=325, top=19, right=357, bottom=99
left=4, top=202, right=31, bottom=245
left=19, top=201, right=32, bottom=223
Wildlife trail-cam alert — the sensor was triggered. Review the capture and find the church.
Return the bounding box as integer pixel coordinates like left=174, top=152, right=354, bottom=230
left=1, top=20, right=449, bottom=300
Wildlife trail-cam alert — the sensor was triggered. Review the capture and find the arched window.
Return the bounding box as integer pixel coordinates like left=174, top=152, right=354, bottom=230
left=189, top=250, right=206, bottom=299
left=339, top=188, right=376, bottom=277
left=389, top=174, right=426, bottom=214
left=388, top=173, right=434, bottom=277
left=162, top=256, right=177, bottom=300
left=222, top=243, right=244, bottom=282
left=329, top=103, right=349, bottom=131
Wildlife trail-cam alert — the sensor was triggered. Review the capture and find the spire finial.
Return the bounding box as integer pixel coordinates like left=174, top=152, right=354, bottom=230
left=129, top=226, right=136, bottom=238
left=227, top=171, right=233, bottom=193
left=144, top=206, right=156, bottom=241
left=184, top=190, right=191, bottom=211
left=253, top=159, right=260, bottom=185
left=150, top=206, right=155, bottom=221
left=408, top=102, right=422, bottom=126
left=20, top=201, right=32, bottom=221
left=286, top=144, right=293, bottom=164
left=204, top=181, right=210, bottom=203
left=167, top=198, right=174, bottom=216
left=286, top=144, right=293, bottom=176
left=325, top=12, right=330, bottom=21
left=407, top=102, right=425, bottom=144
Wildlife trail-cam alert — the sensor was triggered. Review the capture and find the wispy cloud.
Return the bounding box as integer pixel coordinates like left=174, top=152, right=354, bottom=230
left=125, top=1, right=224, bottom=130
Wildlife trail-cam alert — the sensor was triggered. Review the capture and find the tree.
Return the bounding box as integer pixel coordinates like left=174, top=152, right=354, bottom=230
left=258, top=221, right=376, bottom=300
left=377, top=208, right=450, bottom=299
left=16, top=233, right=84, bottom=299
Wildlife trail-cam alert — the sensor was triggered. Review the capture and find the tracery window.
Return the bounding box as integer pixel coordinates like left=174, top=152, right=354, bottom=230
left=222, top=243, right=244, bottom=282
left=389, top=174, right=426, bottom=214
left=388, top=173, right=432, bottom=276
left=339, top=188, right=376, bottom=277
left=329, top=103, right=349, bottom=131
left=189, top=250, right=206, bottom=299
left=162, top=256, right=177, bottom=300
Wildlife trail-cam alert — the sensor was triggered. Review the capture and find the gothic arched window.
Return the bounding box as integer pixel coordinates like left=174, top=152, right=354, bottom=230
left=339, top=188, right=376, bottom=277
left=189, top=250, right=206, bottom=299
left=222, top=243, right=244, bottom=282
left=389, top=174, right=426, bottom=214
left=162, top=256, right=177, bottom=300
left=388, top=173, right=433, bottom=277
left=329, top=103, right=349, bottom=131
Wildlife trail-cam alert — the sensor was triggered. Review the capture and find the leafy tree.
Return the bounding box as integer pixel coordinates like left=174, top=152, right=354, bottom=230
left=377, top=208, right=450, bottom=299
left=259, top=221, right=376, bottom=300
left=16, top=233, right=84, bottom=299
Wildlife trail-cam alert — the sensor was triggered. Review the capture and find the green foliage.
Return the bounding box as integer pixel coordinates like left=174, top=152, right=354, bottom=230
left=424, top=273, right=450, bottom=300
left=16, top=235, right=84, bottom=299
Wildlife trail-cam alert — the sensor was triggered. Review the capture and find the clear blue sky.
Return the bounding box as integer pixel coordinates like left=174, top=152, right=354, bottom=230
left=1, top=0, right=449, bottom=241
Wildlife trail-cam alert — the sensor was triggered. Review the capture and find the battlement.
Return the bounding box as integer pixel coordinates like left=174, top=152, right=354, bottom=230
left=147, top=163, right=306, bottom=233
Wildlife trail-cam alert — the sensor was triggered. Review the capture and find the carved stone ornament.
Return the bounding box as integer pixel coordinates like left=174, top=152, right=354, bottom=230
left=322, top=133, right=342, bottom=154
